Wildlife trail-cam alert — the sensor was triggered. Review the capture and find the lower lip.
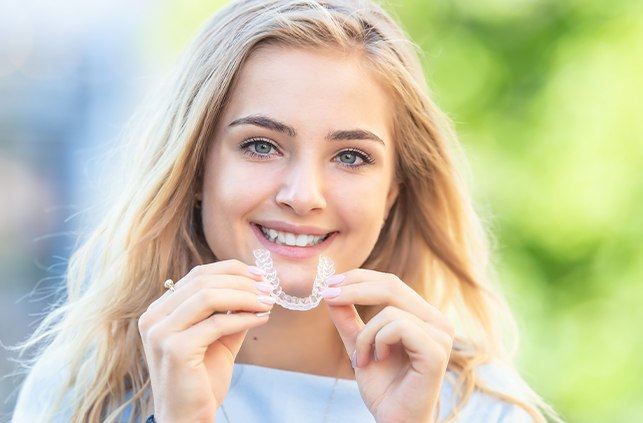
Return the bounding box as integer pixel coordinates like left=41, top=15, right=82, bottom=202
left=251, top=223, right=338, bottom=259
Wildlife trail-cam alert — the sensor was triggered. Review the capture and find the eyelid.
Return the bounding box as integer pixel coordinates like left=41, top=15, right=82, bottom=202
left=239, top=136, right=279, bottom=149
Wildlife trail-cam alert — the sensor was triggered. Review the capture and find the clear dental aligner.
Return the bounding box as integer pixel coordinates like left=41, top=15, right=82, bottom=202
left=252, top=248, right=335, bottom=311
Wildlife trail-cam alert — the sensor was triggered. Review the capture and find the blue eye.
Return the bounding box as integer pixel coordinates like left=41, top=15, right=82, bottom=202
left=239, top=138, right=375, bottom=169
left=336, top=149, right=374, bottom=168
left=240, top=138, right=277, bottom=159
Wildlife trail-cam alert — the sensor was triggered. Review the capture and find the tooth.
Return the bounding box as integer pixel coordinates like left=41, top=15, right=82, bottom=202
left=307, top=235, right=315, bottom=245
left=268, top=229, right=278, bottom=241
left=285, top=233, right=296, bottom=245
left=295, top=234, right=309, bottom=247
left=277, top=232, right=286, bottom=243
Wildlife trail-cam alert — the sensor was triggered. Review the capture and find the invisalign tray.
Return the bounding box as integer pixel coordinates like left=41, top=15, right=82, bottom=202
left=252, top=248, right=335, bottom=311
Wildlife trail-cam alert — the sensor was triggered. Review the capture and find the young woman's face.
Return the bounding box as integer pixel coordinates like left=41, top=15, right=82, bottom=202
left=199, top=45, right=399, bottom=296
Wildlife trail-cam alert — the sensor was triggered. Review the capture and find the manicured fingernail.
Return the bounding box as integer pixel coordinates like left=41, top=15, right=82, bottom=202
left=325, top=274, right=346, bottom=286
left=258, top=295, right=276, bottom=305
left=255, top=282, right=273, bottom=294
left=248, top=265, right=266, bottom=276
left=255, top=311, right=271, bottom=317
left=351, top=350, right=358, bottom=368
left=321, top=287, right=341, bottom=299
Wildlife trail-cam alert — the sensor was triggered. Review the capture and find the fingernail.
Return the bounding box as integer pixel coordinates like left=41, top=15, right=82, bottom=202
left=255, top=282, right=273, bottom=294
left=351, top=350, right=358, bottom=368
left=373, top=349, right=379, bottom=362
left=258, top=295, right=276, bottom=305
left=320, top=287, right=341, bottom=299
left=248, top=265, right=266, bottom=276
left=325, top=274, right=346, bottom=286
left=255, top=311, right=271, bottom=317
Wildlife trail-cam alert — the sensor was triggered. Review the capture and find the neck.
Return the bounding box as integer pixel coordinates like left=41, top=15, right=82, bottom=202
left=236, top=303, right=355, bottom=380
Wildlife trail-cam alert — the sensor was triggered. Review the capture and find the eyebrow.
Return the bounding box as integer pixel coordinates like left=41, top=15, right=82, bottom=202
left=228, top=114, right=386, bottom=146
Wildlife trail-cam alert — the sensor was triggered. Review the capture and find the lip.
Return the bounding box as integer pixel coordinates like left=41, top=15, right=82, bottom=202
left=251, top=223, right=338, bottom=259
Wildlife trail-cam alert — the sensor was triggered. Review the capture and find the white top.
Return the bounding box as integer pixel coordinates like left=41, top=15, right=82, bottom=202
left=12, top=359, right=534, bottom=422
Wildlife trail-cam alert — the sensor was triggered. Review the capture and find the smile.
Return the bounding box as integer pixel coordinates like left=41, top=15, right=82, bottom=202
left=250, top=223, right=338, bottom=259
left=258, top=225, right=331, bottom=247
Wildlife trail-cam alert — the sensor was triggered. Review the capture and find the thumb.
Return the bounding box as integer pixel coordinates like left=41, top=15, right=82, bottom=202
left=325, top=302, right=365, bottom=357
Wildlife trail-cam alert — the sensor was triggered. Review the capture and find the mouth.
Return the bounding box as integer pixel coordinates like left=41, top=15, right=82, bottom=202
left=250, top=223, right=339, bottom=259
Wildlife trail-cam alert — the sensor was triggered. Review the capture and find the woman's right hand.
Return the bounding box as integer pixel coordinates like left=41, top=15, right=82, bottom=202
left=137, top=259, right=275, bottom=423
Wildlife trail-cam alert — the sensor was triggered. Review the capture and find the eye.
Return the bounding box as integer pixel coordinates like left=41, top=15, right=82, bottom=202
left=239, top=138, right=279, bottom=159
left=239, top=138, right=375, bottom=169
left=335, top=148, right=375, bottom=169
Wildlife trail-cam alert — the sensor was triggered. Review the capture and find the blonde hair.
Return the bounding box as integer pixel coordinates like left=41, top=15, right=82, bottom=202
left=11, top=0, right=563, bottom=421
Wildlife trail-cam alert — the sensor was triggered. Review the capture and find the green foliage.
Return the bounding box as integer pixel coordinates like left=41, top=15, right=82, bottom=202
left=393, top=1, right=643, bottom=421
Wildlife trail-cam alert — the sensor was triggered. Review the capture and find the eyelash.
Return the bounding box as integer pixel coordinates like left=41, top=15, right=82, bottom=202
left=239, top=137, right=376, bottom=169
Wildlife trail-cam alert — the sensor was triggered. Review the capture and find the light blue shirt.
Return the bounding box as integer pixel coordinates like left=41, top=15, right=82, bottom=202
left=12, top=359, right=534, bottom=422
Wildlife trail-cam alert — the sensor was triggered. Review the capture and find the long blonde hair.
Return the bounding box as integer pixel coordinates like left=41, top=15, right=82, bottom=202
left=12, top=0, right=563, bottom=421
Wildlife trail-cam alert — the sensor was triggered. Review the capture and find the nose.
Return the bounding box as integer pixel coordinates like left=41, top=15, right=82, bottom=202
left=275, top=159, right=327, bottom=215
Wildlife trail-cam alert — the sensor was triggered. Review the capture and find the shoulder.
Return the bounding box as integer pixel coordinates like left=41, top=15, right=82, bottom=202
left=12, top=355, right=75, bottom=422
left=439, top=361, right=535, bottom=422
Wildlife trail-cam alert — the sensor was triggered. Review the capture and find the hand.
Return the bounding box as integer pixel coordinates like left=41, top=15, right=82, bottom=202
left=323, top=270, right=455, bottom=423
left=137, top=260, right=275, bottom=423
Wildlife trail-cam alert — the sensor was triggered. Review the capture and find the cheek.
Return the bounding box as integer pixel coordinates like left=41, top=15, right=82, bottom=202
left=203, top=156, right=274, bottom=217
left=332, top=178, right=389, bottom=229
left=200, top=158, right=274, bottom=256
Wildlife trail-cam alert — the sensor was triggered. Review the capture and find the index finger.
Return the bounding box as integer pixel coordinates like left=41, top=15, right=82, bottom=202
left=323, top=269, right=447, bottom=327
left=152, top=259, right=266, bottom=308
left=184, top=259, right=266, bottom=285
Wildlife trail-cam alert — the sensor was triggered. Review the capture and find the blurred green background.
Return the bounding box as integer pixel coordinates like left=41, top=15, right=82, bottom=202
left=403, top=1, right=643, bottom=421
left=2, top=0, right=640, bottom=421
left=145, top=0, right=643, bottom=421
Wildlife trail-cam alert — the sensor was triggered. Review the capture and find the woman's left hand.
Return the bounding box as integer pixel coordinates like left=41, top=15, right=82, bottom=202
left=323, top=269, right=455, bottom=423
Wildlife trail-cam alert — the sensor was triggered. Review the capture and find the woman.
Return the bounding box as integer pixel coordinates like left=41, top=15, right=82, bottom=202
left=11, top=0, right=563, bottom=422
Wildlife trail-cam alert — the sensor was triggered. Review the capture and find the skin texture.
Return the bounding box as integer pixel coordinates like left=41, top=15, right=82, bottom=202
left=147, top=45, right=457, bottom=422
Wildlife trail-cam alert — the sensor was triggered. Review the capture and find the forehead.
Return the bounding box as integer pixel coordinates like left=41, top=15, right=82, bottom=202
left=220, top=44, right=395, bottom=146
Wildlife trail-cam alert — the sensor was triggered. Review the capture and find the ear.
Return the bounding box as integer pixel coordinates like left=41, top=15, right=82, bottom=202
left=384, top=182, right=399, bottom=220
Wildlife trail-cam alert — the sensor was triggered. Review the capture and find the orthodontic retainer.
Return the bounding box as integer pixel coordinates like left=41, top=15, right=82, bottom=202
left=252, top=248, right=335, bottom=311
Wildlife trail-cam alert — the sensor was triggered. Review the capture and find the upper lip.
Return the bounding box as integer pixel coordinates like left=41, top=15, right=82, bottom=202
left=253, top=220, right=336, bottom=236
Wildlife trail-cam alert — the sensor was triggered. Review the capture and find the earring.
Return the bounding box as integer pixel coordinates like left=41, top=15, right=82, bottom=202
left=194, top=198, right=202, bottom=209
